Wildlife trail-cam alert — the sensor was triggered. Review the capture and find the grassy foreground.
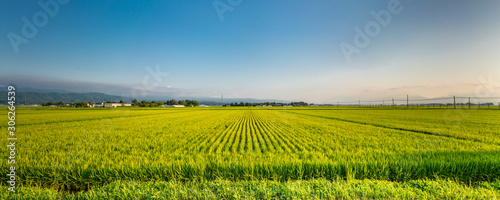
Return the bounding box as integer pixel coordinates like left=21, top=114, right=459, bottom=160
left=2, top=179, right=500, bottom=199
left=1, top=108, right=500, bottom=190
left=1, top=107, right=499, bottom=199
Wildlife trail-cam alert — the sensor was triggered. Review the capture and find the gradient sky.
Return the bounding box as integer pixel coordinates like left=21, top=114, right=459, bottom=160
left=1, top=0, right=499, bottom=102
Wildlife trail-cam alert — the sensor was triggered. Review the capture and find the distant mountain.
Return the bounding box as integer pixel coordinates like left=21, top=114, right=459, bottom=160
left=0, top=91, right=292, bottom=105
left=15, top=87, right=73, bottom=93
left=0, top=92, right=132, bottom=105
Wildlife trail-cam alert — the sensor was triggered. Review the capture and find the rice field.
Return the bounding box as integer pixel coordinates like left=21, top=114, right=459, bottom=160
left=1, top=107, right=499, bottom=198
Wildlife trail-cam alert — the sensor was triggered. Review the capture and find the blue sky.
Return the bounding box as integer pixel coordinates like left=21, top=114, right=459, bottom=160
left=1, top=0, right=499, bottom=102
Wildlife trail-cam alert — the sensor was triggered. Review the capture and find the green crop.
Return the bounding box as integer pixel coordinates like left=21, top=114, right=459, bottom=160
left=0, top=107, right=499, bottom=193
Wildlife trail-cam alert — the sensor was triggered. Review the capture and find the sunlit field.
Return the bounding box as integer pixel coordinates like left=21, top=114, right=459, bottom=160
left=1, top=107, right=499, bottom=199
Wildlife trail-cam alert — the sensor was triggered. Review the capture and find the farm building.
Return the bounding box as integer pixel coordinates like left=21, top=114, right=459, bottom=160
left=163, top=105, right=185, bottom=108
left=94, top=103, right=102, bottom=107
left=92, top=102, right=132, bottom=108
left=93, top=102, right=104, bottom=107
left=105, top=103, right=132, bottom=108
left=105, top=103, right=119, bottom=108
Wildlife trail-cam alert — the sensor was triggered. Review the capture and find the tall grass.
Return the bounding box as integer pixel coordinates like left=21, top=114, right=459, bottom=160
left=0, top=107, right=499, bottom=191
left=2, top=179, right=500, bottom=199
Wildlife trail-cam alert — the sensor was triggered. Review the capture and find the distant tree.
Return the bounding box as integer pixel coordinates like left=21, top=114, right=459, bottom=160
left=120, top=100, right=124, bottom=104
left=178, top=100, right=187, bottom=106
left=158, top=101, right=165, bottom=106
left=168, top=99, right=178, bottom=105
left=42, top=102, right=57, bottom=106
left=132, top=99, right=138, bottom=106
left=75, top=102, right=88, bottom=107
left=150, top=103, right=158, bottom=107
left=183, top=99, right=199, bottom=107
left=106, top=101, right=111, bottom=103
left=140, top=100, right=150, bottom=107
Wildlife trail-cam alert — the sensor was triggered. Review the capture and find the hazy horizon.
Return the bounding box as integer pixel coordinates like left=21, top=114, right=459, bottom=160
left=2, top=0, right=499, bottom=103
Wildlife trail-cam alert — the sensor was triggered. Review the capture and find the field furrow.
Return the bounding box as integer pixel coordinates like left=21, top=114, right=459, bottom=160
left=3, top=107, right=500, bottom=191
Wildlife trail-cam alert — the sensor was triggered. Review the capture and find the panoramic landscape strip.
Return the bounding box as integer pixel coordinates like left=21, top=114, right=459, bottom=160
left=1, top=106, right=499, bottom=198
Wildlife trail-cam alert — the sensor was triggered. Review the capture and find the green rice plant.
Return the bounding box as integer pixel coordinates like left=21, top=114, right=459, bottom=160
left=0, top=107, right=499, bottom=192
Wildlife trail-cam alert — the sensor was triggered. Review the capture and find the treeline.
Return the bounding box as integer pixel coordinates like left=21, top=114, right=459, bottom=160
left=0, top=91, right=126, bottom=105
left=225, top=101, right=308, bottom=107
left=39, top=99, right=307, bottom=108
left=41, top=101, right=91, bottom=107
left=132, top=99, right=199, bottom=107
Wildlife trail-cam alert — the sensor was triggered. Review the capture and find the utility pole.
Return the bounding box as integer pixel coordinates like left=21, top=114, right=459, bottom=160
left=453, top=96, right=456, bottom=109
left=406, top=94, right=409, bottom=109
left=221, top=95, right=223, bottom=106
left=468, top=97, right=471, bottom=109
left=392, top=98, right=394, bottom=108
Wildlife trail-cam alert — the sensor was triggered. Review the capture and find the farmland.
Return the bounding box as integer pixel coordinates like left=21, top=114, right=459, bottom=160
left=1, top=107, right=500, bottom=199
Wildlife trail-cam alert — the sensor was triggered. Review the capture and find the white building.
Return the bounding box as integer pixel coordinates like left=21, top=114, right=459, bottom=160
left=165, top=105, right=185, bottom=107
left=92, top=102, right=132, bottom=108
left=105, top=103, right=117, bottom=108
left=93, top=102, right=104, bottom=107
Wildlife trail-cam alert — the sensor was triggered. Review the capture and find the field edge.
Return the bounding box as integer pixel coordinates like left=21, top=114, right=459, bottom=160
left=1, top=179, right=500, bottom=199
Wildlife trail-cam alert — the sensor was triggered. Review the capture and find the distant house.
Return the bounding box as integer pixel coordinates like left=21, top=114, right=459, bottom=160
left=164, top=105, right=185, bottom=108
left=105, top=103, right=119, bottom=108
left=92, top=102, right=132, bottom=108
left=93, top=103, right=104, bottom=107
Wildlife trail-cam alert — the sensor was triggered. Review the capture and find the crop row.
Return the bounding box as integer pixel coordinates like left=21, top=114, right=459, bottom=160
left=1, top=108, right=499, bottom=191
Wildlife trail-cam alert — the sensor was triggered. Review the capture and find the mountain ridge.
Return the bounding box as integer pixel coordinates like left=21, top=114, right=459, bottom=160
left=0, top=91, right=290, bottom=105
